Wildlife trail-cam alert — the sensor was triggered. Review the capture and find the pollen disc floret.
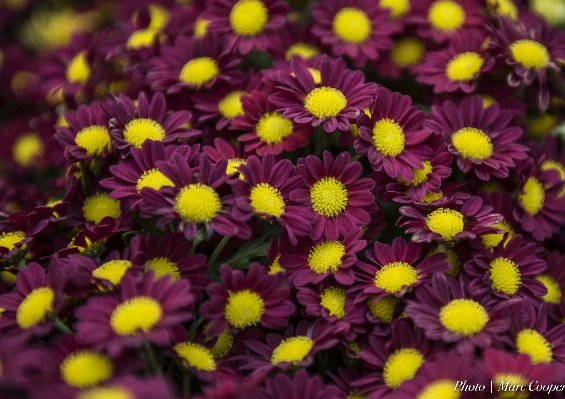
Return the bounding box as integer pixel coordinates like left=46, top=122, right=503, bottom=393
left=380, top=0, right=411, bottom=18
left=428, top=0, right=465, bottom=32
left=536, top=274, right=561, bottom=304
left=60, top=350, right=113, bottom=388
left=66, top=51, right=91, bottom=84
left=516, top=329, right=552, bottom=364
left=175, top=184, right=222, bottom=223
left=391, top=38, right=425, bottom=67
left=0, top=231, right=26, bottom=251
left=75, top=126, right=111, bottom=155
left=126, top=28, right=161, bottom=50
left=146, top=258, right=180, bottom=281
left=425, top=208, right=464, bottom=240
left=417, top=379, right=458, bottom=399
left=12, top=133, right=44, bottom=167
left=271, top=336, right=314, bottom=365
left=110, top=296, right=163, bottom=335
left=307, top=241, right=345, bottom=274
left=383, top=348, right=424, bottom=388
left=489, top=257, right=521, bottom=295
left=519, top=177, right=545, bottom=216
left=226, top=158, right=246, bottom=176
left=92, top=260, right=133, bottom=285
left=123, top=118, right=166, bottom=149
left=136, top=169, right=175, bottom=191
left=249, top=183, right=285, bottom=217
left=224, top=289, right=265, bottom=328
left=320, top=287, right=346, bottom=318
left=304, top=87, right=347, bottom=118
left=16, top=287, right=55, bottom=329
left=310, top=177, right=348, bottom=217
left=399, top=161, right=432, bottom=186
left=77, top=386, right=134, bottom=399
left=439, top=298, right=489, bottom=336
left=446, top=52, right=484, bottom=81
left=374, top=261, right=418, bottom=294
left=219, top=91, right=246, bottom=118
left=82, top=193, right=122, bottom=224
left=256, top=113, right=293, bottom=144
left=367, top=296, right=398, bottom=322
left=332, top=8, right=372, bottom=44
left=451, top=127, right=493, bottom=160
left=481, top=221, right=514, bottom=249
left=372, top=118, right=405, bottom=157
left=179, top=57, right=219, bottom=86
left=509, top=39, right=550, bottom=71
left=174, top=342, right=217, bottom=371
left=229, top=0, right=268, bottom=37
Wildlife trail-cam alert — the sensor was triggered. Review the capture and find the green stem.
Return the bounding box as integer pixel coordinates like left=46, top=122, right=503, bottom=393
left=188, top=227, right=207, bottom=255
left=352, top=154, right=364, bottom=162
left=206, top=235, right=231, bottom=276
left=79, top=160, right=90, bottom=197
left=52, top=317, right=73, bottom=334
left=183, top=369, right=192, bottom=398
left=314, top=128, right=324, bottom=158
left=143, top=340, right=162, bottom=375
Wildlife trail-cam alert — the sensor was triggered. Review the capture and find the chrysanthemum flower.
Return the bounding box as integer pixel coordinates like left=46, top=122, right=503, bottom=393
left=279, top=227, right=366, bottom=286
left=0, top=229, right=29, bottom=266
left=355, top=87, right=434, bottom=181
left=107, top=91, right=196, bottom=151
left=269, top=57, right=377, bottom=133
left=425, top=96, right=530, bottom=181
left=406, top=274, right=509, bottom=352
left=265, top=234, right=289, bottom=275
left=373, top=35, right=427, bottom=79
left=536, top=252, right=565, bottom=323
left=291, top=151, right=376, bottom=241
left=475, top=191, right=518, bottom=250
left=74, top=271, right=194, bottom=357
left=199, top=263, right=295, bottom=337
left=202, top=0, right=288, bottom=55
left=232, top=154, right=314, bottom=245
left=416, top=29, right=495, bottom=93
left=203, top=137, right=248, bottom=180
left=310, top=0, right=401, bottom=67
left=540, top=135, right=565, bottom=196
left=257, top=370, right=346, bottom=399
left=350, top=237, right=449, bottom=303
left=231, top=88, right=313, bottom=156
left=272, top=21, right=321, bottom=61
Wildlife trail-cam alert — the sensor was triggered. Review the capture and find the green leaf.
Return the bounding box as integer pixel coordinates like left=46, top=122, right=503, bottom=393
left=132, top=211, right=164, bottom=238
left=224, top=239, right=272, bottom=269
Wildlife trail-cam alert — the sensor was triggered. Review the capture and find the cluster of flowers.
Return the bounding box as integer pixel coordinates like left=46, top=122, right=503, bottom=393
left=2, top=0, right=565, bottom=398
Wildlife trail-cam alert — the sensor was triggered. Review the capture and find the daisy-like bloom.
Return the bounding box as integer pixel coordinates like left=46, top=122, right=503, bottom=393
left=425, top=97, right=530, bottom=181
left=272, top=21, right=321, bottom=62
left=203, top=137, right=248, bottom=180
left=101, top=140, right=199, bottom=209
left=350, top=237, right=449, bottom=303
left=416, top=29, right=495, bottom=94
left=0, top=229, right=30, bottom=266
left=140, top=153, right=249, bottom=240
left=74, top=271, right=194, bottom=357
left=108, top=91, right=196, bottom=151
left=147, top=34, right=242, bottom=93
left=202, top=0, right=288, bottom=55
left=265, top=231, right=290, bottom=275
left=465, top=234, right=547, bottom=300
left=291, top=151, right=376, bottom=241
left=199, top=263, right=295, bottom=337
left=475, top=191, right=518, bottom=250
left=405, top=274, right=509, bottom=352
left=540, top=135, right=565, bottom=196
left=269, top=56, right=377, bottom=133
left=257, top=370, right=346, bottom=399
left=536, top=252, right=565, bottom=324
left=279, top=227, right=365, bottom=286
left=355, top=87, right=434, bottom=181
left=373, top=35, right=427, bottom=79
left=310, top=0, right=401, bottom=67
left=231, top=88, right=313, bottom=156
left=232, top=154, right=314, bottom=245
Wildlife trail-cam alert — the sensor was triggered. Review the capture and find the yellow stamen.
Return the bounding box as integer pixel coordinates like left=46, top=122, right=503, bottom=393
left=224, top=290, right=265, bottom=328
left=509, top=39, right=550, bottom=71
left=428, top=0, right=465, bottom=32
left=445, top=52, right=484, bottom=81
left=304, top=87, right=347, bottom=118
left=179, top=57, right=219, bottom=86
left=229, top=0, right=268, bottom=36
left=310, top=177, right=348, bottom=217
left=332, top=8, right=372, bottom=43
left=372, top=118, right=405, bottom=157
left=439, top=298, right=489, bottom=335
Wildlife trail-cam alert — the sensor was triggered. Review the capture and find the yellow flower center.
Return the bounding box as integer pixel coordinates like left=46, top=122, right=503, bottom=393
left=421, top=191, right=444, bottom=203
left=380, top=0, right=411, bottom=18
left=110, top=296, right=163, bottom=335
left=445, top=52, right=484, bottom=81
left=439, top=298, right=489, bottom=336
left=451, top=127, right=493, bottom=160
left=226, top=158, right=246, bottom=178
left=304, top=87, right=347, bottom=119
left=372, top=118, right=405, bottom=157
left=269, top=256, right=286, bottom=274
left=271, top=336, right=314, bottom=365
left=193, top=17, right=210, bottom=38
left=493, top=373, right=528, bottom=399
left=229, top=0, right=268, bottom=36
left=310, top=177, right=348, bottom=217
left=179, top=57, right=219, bottom=86
left=249, top=183, right=285, bottom=218
left=174, top=342, right=216, bottom=371
left=481, top=95, right=497, bottom=108
left=383, top=348, right=424, bottom=388
left=399, top=161, right=433, bottom=186
left=519, top=177, right=545, bottom=216
left=82, top=193, right=121, bottom=224
left=417, top=380, right=459, bottom=399
left=123, top=118, right=166, bottom=149
left=126, top=28, right=162, bottom=50
left=75, top=126, right=111, bottom=156
left=285, top=43, right=320, bottom=61
left=206, top=327, right=234, bottom=358
left=481, top=221, right=514, bottom=249
left=509, top=39, right=550, bottom=71
left=12, top=132, right=44, bottom=167
left=374, top=261, right=418, bottom=294
left=487, top=0, right=518, bottom=20
left=66, top=51, right=91, bottom=84
left=219, top=91, right=246, bottom=119
left=516, top=329, right=552, bottom=364
left=92, top=260, right=132, bottom=285
left=146, top=4, right=169, bottom=29
left=224, top=290, right=265, bottom=328
left=60, top=350, right=113, bottom=388
left=0, top=271, right=16, bottom=285
left=425, top=208, right=464, bottom=240
left=16, top=287, right=54, bottom=329
left=428, top=0, right=465, bottom=32
left=175, top=184, right=221, bottom=223
left=307, top=240, right=345, bottom=274
left=256, top=112, right=294, bottom=144
left=391, top=37, right=425, bottom=67
left=146, top=258, right=180, bottom=281
left=136, top=169, right=175, bottom=192
left=77, top=386, right=134, bottom=399
left=489, top=257, right=521, bottom=295
left=320, top=287, right=346, bottom=318
left=536, top=274, right=562, bottom=304
left=367, top=295, right=397, bottom=322
left=332, top=8, right=372, bottom=43
left=0, top=231, right=25, bottom=251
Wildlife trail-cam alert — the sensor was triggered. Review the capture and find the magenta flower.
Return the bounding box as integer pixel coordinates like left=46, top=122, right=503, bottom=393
left=257, top=370, right=347, bottom=399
